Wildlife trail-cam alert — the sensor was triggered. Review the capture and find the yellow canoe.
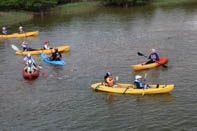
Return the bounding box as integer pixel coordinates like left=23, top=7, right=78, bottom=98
left=91, top=83, right=174, bottom=95
left=0, top=31, right=39, bottom=38
left=16, top=46, right=70, bottom=55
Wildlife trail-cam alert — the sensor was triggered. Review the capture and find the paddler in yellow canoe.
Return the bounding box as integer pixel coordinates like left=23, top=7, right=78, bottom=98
left=19, top=26, right=24, bottom=33
left=2, top=27, right=8, bottom=35
left=134, top=75, right=157, bottom=89
left=43, top=40, right=52, bottom=50
left=104, top=72, right=133, bottom=88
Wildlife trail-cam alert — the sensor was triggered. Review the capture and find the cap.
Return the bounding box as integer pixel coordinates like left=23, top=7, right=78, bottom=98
left=151, top=49, right=156, bottom=53
left=135, top=75, right=142, bottom=80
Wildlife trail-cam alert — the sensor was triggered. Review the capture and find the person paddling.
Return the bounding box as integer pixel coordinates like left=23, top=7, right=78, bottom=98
left=19, top=26, right=24, bottom=33
left=43, top=41, right=51, bottom=50
left=24, top=54, right=36, bottom=66
left=24, top=60, right=37, bottom=74
left=50, top=48, right=62, bottom=61
left=2, top=27, right=8, bottom=35
left=144, top=49, right=159, bottom=65
left=21, top=41, right=29, bottom=51
left=134, top=75, right=156, bottom=89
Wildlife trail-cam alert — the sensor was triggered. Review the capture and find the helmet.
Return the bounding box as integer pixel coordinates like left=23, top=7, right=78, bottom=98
left=2, top=27, right=6, bottom=30
left=44, top=40, right=49, bottom=44
left=28, top=60, right=32, bottom=64
left=151, top=49, right=156, bottom=53
left=19, top=26, right=23, bottom=29
left=55, top=48, right=58, bottom=51
left=135, top=75, right=142, bottom=80
left=27, top=54, right=31, bottom=57
left=106, top=72, right=112, bottom=76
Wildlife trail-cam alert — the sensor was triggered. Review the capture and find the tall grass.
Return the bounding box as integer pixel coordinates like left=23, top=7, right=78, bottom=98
left=152, top=0, right=197, bottom=6
left=0, top=11, right=33, bottom=26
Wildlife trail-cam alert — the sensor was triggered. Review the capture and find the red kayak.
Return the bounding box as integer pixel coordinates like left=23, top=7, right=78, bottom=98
left=23, top=66, right=39, bottom=80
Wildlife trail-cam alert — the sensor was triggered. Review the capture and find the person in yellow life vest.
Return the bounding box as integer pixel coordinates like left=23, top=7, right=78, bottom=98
left=43, top=40, right=51, bottom=50
left=19, top=26, right=24, bottom=33
left=24, top=60, right=37, bottom=74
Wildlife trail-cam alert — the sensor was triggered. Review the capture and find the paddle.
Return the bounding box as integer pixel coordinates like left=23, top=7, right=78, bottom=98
left=137, top=52, right=168, bottom=68
left=11, top=44, right=20, bottom=51
left=142, top=73, right=147, bottom=96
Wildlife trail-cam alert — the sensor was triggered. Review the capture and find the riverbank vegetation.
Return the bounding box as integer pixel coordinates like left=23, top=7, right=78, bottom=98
left=51, top=1, right=101, bottom=14
left=0, top=11, right=33, bottom=26
left=152, top=0, right=197, bottom=6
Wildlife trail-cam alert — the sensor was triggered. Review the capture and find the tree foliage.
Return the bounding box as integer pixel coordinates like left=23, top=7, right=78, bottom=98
left=0, top=0, right=60, bottom=11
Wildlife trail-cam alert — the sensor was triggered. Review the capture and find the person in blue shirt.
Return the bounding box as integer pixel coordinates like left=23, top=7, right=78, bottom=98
left=145, top=49, right=159, bottom=65
left=2, top=27, right=8, bottom=35
left=134, top=75, right=156, bottom=89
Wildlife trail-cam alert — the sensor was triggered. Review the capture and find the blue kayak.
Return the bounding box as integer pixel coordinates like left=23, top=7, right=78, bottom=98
left=41, top=53, right=66, bottom=66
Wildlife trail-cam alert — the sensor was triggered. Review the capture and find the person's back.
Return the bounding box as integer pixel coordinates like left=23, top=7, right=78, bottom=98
left=2, top=27, right=8, bottom=35
left=43, top=41, right=50, bottom=50
left=51, top=48, right=62, bottom=61
left=19, top=26, right=24, bottom=33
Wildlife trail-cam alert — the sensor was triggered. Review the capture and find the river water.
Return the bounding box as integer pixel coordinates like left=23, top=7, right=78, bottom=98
left=1, top=3, right=197, bottom=130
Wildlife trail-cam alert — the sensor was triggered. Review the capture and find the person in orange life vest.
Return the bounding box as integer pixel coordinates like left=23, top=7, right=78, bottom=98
left=19, top=26, right=24, bottom=33
left=43, top=41, right=51, bottom=50
left=104, top=72, right=133, bottom=88
left=50, top=48, right=62, bottom=61
left=145, top=49, right=159, bottom=65
left=104, top=72, right=115, bottom=87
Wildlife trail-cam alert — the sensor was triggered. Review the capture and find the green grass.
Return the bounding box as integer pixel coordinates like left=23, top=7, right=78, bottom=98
left=152, top=0, right=197, bottom=6
left=0, top=11, right=33, bottom=26
left=51, top=1, right=102, bottom=14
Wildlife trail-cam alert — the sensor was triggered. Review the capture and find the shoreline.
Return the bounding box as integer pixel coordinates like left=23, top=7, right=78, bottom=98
left=0, top=11, right=33, bottom=26
left=0, top=0, right=196, bottom=26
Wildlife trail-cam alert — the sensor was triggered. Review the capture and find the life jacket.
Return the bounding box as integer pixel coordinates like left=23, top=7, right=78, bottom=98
left=134, top=80, right=144, bottom=89
left=149, top=53, right=159, bottom=61
left=105, top=77, right=114, bottom=87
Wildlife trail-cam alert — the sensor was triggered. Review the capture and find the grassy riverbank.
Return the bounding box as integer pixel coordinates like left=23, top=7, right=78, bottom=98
left=152, top=0, right=197, bottom=6
left=0, top=11, right=33, bottom=26
left=51, top=1, right=102, bottom=14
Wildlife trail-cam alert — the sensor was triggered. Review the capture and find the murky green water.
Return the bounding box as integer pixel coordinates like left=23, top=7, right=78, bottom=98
left=1, top=4, right=197, bottom=130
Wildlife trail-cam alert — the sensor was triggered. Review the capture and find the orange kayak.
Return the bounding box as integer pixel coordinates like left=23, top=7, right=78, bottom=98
left=131, top=58, right=168, bottom=71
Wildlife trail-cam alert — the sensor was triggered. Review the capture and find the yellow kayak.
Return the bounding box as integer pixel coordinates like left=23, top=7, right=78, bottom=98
left=131, top=58, right=168, bottom=71
left=91, top=83, right=174, bottom=95
left=16, top=46, right=70, bottom=55
left=0, top=31, right=39, bottom=38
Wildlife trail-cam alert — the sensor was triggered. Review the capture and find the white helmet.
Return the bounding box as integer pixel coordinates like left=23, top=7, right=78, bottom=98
left=27, top=54, right=31, bottom=57
left=151, top=49, right=156, bottom=53
left=2, top=27, right=6, bottom=30
left=135, top=75, right=142, bottom=80
left=19, top=26, right=23, bottom=29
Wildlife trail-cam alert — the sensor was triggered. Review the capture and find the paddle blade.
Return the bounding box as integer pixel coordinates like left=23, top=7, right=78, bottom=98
left=41, top=72, right=48, bottom=76
left=137, top=52, right=144, bottom=56
left=11, top=44, right=20, bottom=51
left=162, top=64, right=168, bottom=68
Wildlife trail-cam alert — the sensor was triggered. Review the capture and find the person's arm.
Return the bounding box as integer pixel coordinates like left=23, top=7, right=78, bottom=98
left=155, top=53, right=159, bottom=61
